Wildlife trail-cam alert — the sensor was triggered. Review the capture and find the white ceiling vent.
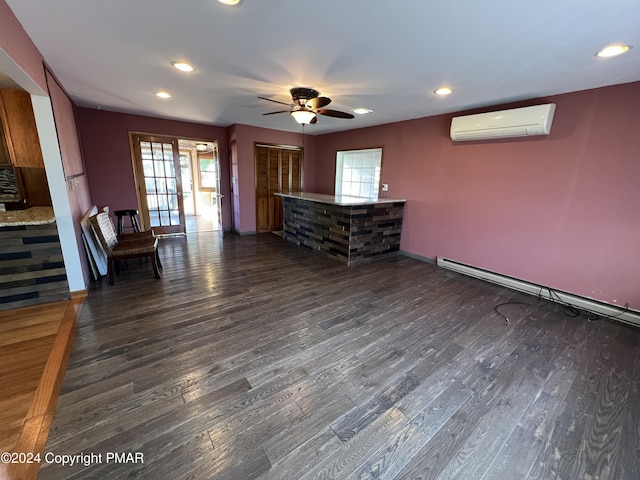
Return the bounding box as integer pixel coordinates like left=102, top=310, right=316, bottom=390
left=450, top=104, right=556, bottom=141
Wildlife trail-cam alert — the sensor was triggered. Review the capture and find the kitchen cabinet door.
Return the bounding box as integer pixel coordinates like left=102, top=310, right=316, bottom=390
left=19, top=167, right=52, bottom=206
left=0, top=124, right=11, bottom=166
left=0, top=89, right=45, bottom=168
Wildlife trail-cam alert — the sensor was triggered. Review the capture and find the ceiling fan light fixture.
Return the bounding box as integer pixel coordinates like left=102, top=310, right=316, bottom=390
left=171, top=61, right=195, bottom=72
left=596, top=44, right=632, bottom=57
left=291, top=110, right=316, bottom=124
left=195, top=143, right=208, bottom=151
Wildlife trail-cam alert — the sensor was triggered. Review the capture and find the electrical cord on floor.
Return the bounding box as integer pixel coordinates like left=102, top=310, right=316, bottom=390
left=494, top=287, right=605, bottom=323
left=540, top=287, right=601, bottom=322
left=494, top=301, right=535, bottom=323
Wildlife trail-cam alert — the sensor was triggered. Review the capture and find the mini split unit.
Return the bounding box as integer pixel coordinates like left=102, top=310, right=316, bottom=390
left=450, top=103, right=556, bottom=141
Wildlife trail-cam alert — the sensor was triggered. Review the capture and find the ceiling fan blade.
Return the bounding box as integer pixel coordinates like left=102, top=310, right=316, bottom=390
left=306, top=96, right=331, bottom=109
left=262, top=110, right=291, bottom=115
left=258, top=96, right=292, bottom=107
left=318, top=109, right=355, bottom=119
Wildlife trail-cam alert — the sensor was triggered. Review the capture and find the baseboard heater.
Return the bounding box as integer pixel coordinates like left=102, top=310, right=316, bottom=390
left=436, top=257, right=640, bottom=328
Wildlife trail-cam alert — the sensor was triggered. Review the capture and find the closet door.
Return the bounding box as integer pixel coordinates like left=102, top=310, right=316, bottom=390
left=290, top=149, right=301, bottom=192
left=268, top=147, right=281, bottom=231
left=255, top=145, right=270, bottom=233
left=255, top=144, right=302, bottom=233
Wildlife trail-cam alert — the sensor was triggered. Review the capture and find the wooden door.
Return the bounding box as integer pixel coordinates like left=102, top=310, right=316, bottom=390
left=0, top=89, right=45, bottom=168
left=0, top=124, right=11, bottom=166
left=17, top=167, right=52, bottom=206
left=255, top=144, right=302, bottom=233
left=255, top=146, right=270, bottom=233
left=131, top=133, right=185, bottom=234
left=194, top=146, right=224, bottom=238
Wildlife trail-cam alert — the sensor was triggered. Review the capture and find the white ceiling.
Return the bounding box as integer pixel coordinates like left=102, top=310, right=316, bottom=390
left=5, top=0, right=640, bottom=135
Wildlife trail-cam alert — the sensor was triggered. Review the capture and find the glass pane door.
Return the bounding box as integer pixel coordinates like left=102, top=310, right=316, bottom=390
left=133, top=135, right=185, bottom=234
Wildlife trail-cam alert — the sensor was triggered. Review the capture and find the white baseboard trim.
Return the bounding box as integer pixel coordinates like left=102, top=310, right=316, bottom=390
left=436, top=257, right=640, bottom=328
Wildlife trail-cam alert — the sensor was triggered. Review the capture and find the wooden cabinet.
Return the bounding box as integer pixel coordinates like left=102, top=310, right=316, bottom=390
left=18, top=167, right=52, bottom=207
left=0, top=128, right=11, bottom=166
left=0, top=89, right=51, bottom=206
left=0, top=89, right=45, bottom=168
left=255, top=144, right=302, bottom=233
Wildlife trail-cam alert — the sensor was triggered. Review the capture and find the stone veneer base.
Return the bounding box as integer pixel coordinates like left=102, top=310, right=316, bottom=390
left=282, top=197, right=405, bottom=265
left=0, top=222, right=69, bottom=310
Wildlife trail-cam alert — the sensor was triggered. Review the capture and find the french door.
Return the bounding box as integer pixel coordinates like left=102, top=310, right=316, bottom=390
left=131, top=133, right=185, bottom=234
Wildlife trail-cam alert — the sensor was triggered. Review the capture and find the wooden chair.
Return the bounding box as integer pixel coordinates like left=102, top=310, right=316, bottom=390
left=89, top=211, right=162, bottom=285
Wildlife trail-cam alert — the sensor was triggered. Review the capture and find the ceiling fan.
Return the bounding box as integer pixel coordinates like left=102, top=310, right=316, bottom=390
left=259, top=87, right=355, bottom=125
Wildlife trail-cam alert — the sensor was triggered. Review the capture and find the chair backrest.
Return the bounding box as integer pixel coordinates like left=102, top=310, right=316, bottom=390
left=89, top=212, right=118, bottom=252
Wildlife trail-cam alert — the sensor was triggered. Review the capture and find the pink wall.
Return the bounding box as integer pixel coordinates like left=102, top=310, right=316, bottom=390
left=76, top=108, right=232, bottom=230
left=230, top=124, right=316, bottom=233
left=47, top=81, right=93, bottom=281
left=46, top=69, right=85, bottom=177
left=313, top=82, right=640, bottom=310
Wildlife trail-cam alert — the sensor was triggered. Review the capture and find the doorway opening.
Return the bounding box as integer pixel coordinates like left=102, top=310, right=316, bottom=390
left=130, top=134, right=223, bottom=236
left=178, top=139, right=222, bottom=235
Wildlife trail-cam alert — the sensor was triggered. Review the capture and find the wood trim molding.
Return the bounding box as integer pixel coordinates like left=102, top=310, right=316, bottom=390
left=70, top=289, right=88, bottom=302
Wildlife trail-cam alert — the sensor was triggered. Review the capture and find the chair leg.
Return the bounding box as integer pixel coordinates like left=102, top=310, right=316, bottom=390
left=156, top=249, right=163, bottom=269
left=108, top=259, right=116, bottom=285
left=151, top=252, right=161, bottom=279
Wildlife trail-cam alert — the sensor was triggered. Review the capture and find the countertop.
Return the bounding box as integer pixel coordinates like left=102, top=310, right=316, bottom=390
left=0, top=206, right=56, bottom=227
left=275, top=191, right=406, bottom=206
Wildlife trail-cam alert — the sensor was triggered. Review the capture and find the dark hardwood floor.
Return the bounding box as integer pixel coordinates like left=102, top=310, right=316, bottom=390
left=38, top=233, right=639, bottom=479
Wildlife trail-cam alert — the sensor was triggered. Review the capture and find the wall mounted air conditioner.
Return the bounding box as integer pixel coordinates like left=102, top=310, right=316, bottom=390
left=450, top=103, right=556, bottom=141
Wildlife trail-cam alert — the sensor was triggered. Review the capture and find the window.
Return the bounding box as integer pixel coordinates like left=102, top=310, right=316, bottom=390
left=335, top=148, right=382, bottom=198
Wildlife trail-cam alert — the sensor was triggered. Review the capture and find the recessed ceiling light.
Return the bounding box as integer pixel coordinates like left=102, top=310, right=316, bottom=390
left=352, top=108, right=373, bottom=115
left=171, top=61, right=195, bottom=72
left=596, top=44, right=632, bottom=57
left=156, top=91, right=171, bottom=99
left=434, top=87, right=453, bottom=96
left=217, top=0, right=242, bottom=5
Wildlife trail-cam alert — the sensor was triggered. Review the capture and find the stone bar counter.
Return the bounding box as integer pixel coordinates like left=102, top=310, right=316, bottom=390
left=0, top=206, right=56, bottom=227
left=275, top=192, right=406, bottom=265
left=0, top=206, right=69, bottom=310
